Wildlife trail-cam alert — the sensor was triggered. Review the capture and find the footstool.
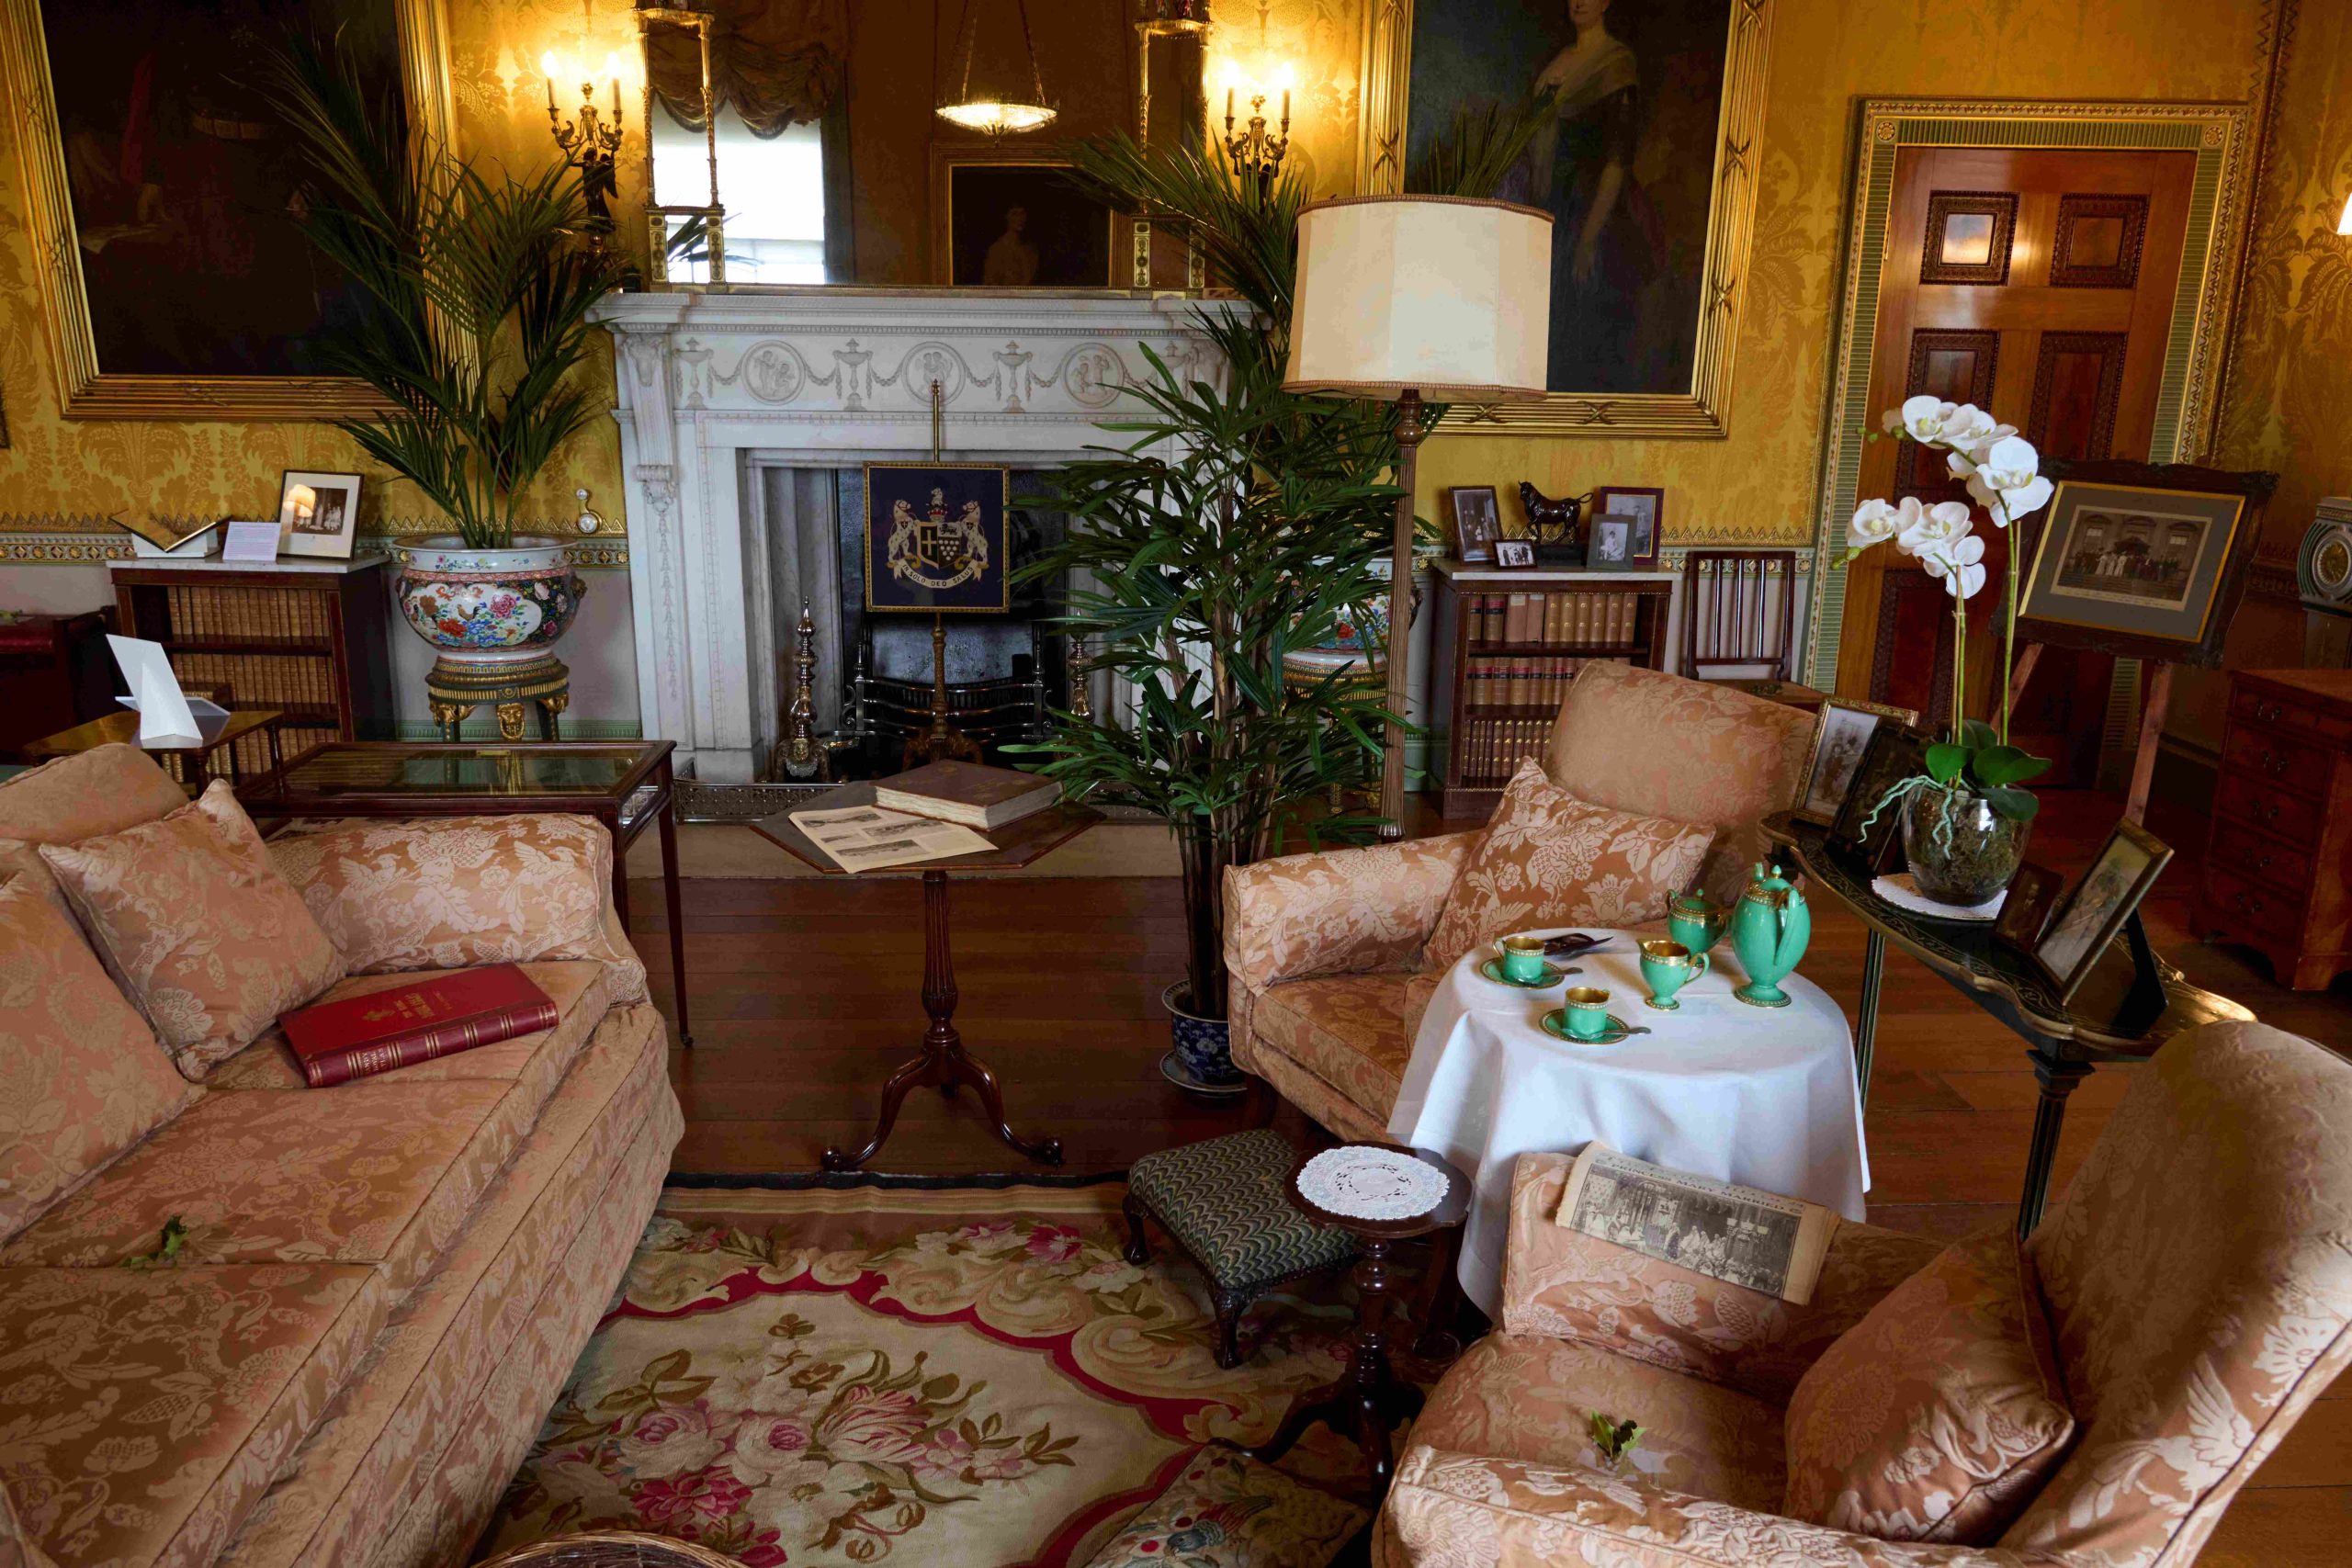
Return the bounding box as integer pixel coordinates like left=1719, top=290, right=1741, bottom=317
left=1123, top=1128, right=1359, bottom=1369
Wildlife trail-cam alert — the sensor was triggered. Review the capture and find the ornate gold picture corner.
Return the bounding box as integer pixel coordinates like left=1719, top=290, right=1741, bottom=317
left=1363, top=0, right=1772, bottom=440
left=0, top=0, right=450, bottom=423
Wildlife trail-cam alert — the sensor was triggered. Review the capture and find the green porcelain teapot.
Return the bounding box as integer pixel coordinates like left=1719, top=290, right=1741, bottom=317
left=1731, top=862, right=1810, bottom=1009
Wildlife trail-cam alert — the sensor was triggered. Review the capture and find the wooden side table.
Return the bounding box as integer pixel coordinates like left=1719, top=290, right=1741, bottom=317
left=22, top=707, right=285, bottom=793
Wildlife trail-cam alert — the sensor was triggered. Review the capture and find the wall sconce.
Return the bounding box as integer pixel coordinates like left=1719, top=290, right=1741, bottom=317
left=543, top=51, right=627, bottom=235
left=1221, top=62, right=1295, bottom=203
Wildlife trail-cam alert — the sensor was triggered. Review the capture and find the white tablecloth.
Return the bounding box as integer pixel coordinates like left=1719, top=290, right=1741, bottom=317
left=1386, top=928, right=1870, bottom=1315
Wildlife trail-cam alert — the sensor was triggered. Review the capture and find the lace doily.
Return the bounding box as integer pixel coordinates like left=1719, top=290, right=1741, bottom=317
left=1871, top=873, right=2006, bottom=923
left=1298, top=1146, right=1448, bottom=1221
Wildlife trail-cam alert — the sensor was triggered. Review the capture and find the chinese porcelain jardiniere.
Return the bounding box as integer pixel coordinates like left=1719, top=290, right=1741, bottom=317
left=391, top=536, right=585, bottom=667
left=1731, top=862, right=1810, bottom=1009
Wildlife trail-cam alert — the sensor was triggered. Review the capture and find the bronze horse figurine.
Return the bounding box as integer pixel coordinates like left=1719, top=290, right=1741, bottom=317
left=1517, top=482, right=1590, bottom=559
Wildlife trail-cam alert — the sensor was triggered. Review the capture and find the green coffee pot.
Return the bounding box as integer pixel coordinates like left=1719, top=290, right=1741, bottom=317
left=1731, top=861, right=1810, bottom=1009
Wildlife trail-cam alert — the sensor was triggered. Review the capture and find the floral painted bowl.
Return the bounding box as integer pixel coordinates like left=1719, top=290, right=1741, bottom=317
left=392, top=536, right=584, bottom=665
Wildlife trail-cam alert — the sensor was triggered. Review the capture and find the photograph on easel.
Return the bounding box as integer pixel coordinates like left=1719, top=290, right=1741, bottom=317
left=864, top=463, right=1012, bottom=615
left=2019, top=479, right=2249, bottom=649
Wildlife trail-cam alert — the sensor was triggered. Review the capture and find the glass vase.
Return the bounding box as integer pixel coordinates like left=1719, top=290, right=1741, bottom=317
left=1901, top=785, right=2030, bottom=907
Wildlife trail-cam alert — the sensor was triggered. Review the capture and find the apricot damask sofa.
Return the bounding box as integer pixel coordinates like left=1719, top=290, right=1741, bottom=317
left=1223, top=661, right=1814, bottom=1139
left=1375, top=1021, right=2352, bottom=1568
left=0, top=744, right=683, bottom=1568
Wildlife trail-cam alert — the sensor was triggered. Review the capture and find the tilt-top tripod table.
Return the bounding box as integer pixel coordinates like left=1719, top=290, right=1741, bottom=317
left=753, top=778, right=1101, bottom=1171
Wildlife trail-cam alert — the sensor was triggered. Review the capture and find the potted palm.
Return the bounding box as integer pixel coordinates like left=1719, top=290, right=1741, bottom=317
left=271, top=39, right=626, bottom=678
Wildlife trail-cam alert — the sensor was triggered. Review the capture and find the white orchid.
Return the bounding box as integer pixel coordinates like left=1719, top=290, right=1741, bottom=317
left=1919, top=532, right=1988, bottom=600
left=1894, top=395, right=1962, bottom=445
left=1848, top=496, right=1914, bottom=550
left=1962, top=434, right=2053, bottom=524
left=1938, top=404, right=2016, bottom=461
left=1897, top=499, right=1975, bottom=558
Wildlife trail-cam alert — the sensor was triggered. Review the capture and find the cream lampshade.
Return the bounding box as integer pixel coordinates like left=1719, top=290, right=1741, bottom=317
left=1283, top=195, right=1553, bottom=831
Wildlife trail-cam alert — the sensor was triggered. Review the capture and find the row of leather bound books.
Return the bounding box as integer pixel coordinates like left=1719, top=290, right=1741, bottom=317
left=1465, top=591, right=1644, bottom=648
left=164, top=583, right=332, bottom=644
left=1463, top=654, right=1636, bottom=711
left=1455, top=716, right=1551, bottom=786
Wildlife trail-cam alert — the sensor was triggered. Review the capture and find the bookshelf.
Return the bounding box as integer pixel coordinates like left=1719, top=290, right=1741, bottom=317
left=109, top=558, right=396, bottom=778
left=1429, top=558, right=1674, bottom=818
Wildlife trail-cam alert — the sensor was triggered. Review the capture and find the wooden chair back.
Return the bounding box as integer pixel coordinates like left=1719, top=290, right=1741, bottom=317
left=1681, top=549, right=1798, bottom=682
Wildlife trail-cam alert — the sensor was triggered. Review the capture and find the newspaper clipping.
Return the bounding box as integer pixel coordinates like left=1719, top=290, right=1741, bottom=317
left=787, top=805, right=994, bottom=873
left=1555, top=1143, right=1839, bottom=1304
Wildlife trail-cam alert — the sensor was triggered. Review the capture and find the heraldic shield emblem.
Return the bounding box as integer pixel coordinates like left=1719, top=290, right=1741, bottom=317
left=865, top=462, right=1012, bottom=615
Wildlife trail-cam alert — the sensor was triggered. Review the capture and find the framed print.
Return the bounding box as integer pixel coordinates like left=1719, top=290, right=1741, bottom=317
left=2017, top=464, right=2270, bottom=667
left=1368, top=0, right=1771, bottom=437
left=1450, top=485, right=1503, bottom=562
left=276, top=470, right=362, bottom=559
left=1493, top=538, right=1537, bottom=570
left=1993, top=862, right=2067, bottom=956
left=1586, top=516, right=1634, bottom=571
left=936, top=155, right=1115, bottom=288
left=1593, top=486, right=1664, bottom=567
left=0, top=0, right=448, bottom=421
left=865, top=463, right=1012, bottom=615
left=1827, top=723, right=1926, bottom=871
left=1794, top=697, right=1918, bottom=826
left=2034, top=820, right=2174, bottom=1002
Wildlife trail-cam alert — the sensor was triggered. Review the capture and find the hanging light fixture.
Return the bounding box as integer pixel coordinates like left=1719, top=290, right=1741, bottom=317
left=936, top=0, right=1057, bottom=135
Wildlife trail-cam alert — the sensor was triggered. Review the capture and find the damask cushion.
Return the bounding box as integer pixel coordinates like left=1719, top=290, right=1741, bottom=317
left=38, top=780, right=345, bottom=1081
left=1782, top=1224, right=2075, bottom=1544
left=1423, top=761, right=1714, bottom=974
left=269, top=814, right=648, bottom=1003
left=1544, top=661, right=1812, bottom=907
left=1081, top=1446, right=1366, bottom=1568
left=0, top=878, right=198, bottom=1240
left=1252, top=973, right=1417, bottom=1122
left=0, top=740, right=188, bottom=844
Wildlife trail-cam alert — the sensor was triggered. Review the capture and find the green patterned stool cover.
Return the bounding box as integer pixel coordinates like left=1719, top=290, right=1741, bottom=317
left=1125, top=1130, right=1358, bottom=1368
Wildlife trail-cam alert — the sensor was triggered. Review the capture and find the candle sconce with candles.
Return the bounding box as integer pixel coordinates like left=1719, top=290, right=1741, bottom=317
left=1221, top=66, right=1293, bottom=204
left=543, top=51, right=627, bottom=235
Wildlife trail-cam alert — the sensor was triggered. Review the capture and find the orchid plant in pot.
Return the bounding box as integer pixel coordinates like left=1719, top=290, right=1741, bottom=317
left=1847, top=397, right=2056, bottom=907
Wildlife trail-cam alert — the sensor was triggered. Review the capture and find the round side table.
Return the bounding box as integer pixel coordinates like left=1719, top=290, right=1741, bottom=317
left=1251, top=1143, right=1470, bottom=1493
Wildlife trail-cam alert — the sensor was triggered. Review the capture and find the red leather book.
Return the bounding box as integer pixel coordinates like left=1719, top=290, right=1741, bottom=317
left=278, top=964, right=559, bottom=1088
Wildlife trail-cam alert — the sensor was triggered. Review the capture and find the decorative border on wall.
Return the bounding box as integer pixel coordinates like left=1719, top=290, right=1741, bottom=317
left=1803, top=98, right=2256, bottom=689
left=1359, top=0, right=1773, bottom=438
left=0, top=531, right=630, bottom=569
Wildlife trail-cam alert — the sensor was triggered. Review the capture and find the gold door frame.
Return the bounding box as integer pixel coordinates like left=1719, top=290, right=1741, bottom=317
left=0, top=0, right=454, bottom=421
left=1801, top=98, right=2256, bottom=690
left=1357, top=0, right=1773, bottom=439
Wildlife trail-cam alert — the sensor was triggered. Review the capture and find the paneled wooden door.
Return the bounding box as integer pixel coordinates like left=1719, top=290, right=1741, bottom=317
left=1837, top=145, right=2196, bottom=784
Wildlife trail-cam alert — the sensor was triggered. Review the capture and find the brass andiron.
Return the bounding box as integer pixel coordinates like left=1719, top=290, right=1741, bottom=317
left=1066, top=631, right=1092, bottom=723
left=775, top=601, right=823, bottom=781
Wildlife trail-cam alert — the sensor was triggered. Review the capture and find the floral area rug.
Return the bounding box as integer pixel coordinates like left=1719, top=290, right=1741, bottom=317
left=481, top=1177, right=1371, bottom=1566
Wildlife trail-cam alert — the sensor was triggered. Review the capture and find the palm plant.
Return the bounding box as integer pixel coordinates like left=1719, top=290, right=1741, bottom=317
left=268, top=38, right=626, bottom=550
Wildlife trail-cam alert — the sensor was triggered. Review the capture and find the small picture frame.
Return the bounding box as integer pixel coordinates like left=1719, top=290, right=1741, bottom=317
left=1493, top=537, right=1538, bottom=570
left=1794, top=696, right=1919, bottom=826
left=2033, top=820, right=2174, bottom=1002
left=1993, top=862, right=2067, bottom=955
left=1592, top=486, right=1664, bottom=568
left=1585, top=515, right=1634, bottom=571
left=276, top=470, right=363, bottom=559
left=1450, top=485, right=1502, bottom=562
left=1827, top=723, right=1927, bottom=870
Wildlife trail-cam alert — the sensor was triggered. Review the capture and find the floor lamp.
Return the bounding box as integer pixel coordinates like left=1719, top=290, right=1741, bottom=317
left=1283, top=196, right=1554, bottom=833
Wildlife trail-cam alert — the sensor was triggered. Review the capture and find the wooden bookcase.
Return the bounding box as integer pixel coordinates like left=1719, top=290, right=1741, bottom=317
left=109, top=558, right=396, bottom=776
left=1428, top=558, right=1674, bottom=818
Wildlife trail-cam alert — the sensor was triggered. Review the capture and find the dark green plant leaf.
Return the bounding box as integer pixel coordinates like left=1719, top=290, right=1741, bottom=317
left=1924, top=742, right=1967, bottom=784
left=1971, top=744, right=2052, bottom=787
left=1961, top=717, right=2000, bottom=750
left=1984, top=784, right=2041, bottom=821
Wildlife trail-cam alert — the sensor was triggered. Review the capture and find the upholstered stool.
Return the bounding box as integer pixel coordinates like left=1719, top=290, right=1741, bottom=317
left=1124, top=1128, right=1358, bottom=1369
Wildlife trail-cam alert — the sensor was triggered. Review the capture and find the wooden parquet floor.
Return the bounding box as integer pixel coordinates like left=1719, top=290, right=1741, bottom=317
left=629, top=786, right=2347, bottom=1565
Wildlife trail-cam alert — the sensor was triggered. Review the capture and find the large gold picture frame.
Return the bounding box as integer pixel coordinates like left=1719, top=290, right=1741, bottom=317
left=1358, top=0, right=1772, bottom=439
left=0, top=0, right=453, bottom=421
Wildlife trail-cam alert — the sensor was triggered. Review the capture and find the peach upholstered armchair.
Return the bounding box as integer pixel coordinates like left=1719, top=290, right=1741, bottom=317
left=1221, top=661, right=1813, bottom=1140
left=1374, top=1020, right=2352, bottom=1568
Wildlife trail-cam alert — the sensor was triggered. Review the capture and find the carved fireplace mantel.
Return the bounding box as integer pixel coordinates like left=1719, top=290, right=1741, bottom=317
left=594, top=288, right=1242, bottom=781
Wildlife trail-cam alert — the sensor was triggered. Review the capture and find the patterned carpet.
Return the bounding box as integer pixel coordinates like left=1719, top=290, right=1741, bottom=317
left=480, top=1178, right=1374, bottom=1566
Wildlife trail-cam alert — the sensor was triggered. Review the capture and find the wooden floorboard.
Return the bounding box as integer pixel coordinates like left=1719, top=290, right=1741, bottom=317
left=628, top=784, right=2350, bottom=1563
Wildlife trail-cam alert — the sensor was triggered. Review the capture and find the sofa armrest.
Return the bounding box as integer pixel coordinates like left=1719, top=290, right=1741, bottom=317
left=268, top=814, right=648, bottom=1004
left=1499, top=1152, right=1942, bottom=1404
left=1222, top=831, right=1476, bottom=998
left=1378, top=1449, right=2072, bottom=1568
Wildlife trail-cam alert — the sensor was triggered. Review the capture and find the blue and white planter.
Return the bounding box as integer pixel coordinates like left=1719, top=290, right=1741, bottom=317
left=1163, top=981, right=1240, bottom=1090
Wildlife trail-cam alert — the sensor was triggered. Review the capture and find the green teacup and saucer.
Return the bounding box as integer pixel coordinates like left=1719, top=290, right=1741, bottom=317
left=1479, top=933, right=1574, bottom=989
left=1540, top=987, right=1650, bottom=1046
left=1638, top=938, right=1710, bottom=1010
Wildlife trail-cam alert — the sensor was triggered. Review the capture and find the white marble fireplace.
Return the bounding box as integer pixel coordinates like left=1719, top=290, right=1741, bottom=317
left=593, top=288, right=1238, bottom=781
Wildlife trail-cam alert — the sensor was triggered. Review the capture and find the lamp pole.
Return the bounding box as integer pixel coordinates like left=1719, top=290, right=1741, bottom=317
left=1381, top=389, right=1423, bottom=838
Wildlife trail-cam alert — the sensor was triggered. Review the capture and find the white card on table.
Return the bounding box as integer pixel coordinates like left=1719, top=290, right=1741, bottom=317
left=220, top=519, right=282, bottom=563
left=106, top=635, right=217, bottom=747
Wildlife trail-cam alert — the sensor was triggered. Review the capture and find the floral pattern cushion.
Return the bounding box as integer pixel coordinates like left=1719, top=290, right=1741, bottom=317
left=1783, top=1224, right=2075, bottom=1543
left=1250, top=974, right=1418, bottom=1125
left=0, top=880, right=197, bottom=1240
left=1423, top=761, right=1714, bottom=974
left=1543, top=661, right=1813, bottom=907
left=37, top=780, right=345, bottom=1081
left=1082, top=1447, right=1366, bottom=1568
left=0, top=742, right=188, bottom=846
left=269, top=814, right=648, bottom=1004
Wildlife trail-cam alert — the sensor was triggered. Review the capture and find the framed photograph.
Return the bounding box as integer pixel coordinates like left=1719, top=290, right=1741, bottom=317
left=864, top=463, right=1012, bottom=615
left=1993, top=863, right=2067, bottom=956
left=1794, top=697, right=1919, bottom=826
left=1586, top=516, right=1634, bottom=571
left=1593, top=486, right=1664, bottom=567
left=2018, top=467, right=2266, bottom=668
left=1378, top=0, right=1770, bottom=436
left=276, top=471, right=363, bottom=559
left=938, top=156, right=1115, bottom=288
left=1493, top=538, right=1538, bottom=570
left=2033, top=821, right=2175, bottom=1002
left=1827, top=723, right=1926, bottom=871
left=1450, top=485, right=1503, bottom=562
